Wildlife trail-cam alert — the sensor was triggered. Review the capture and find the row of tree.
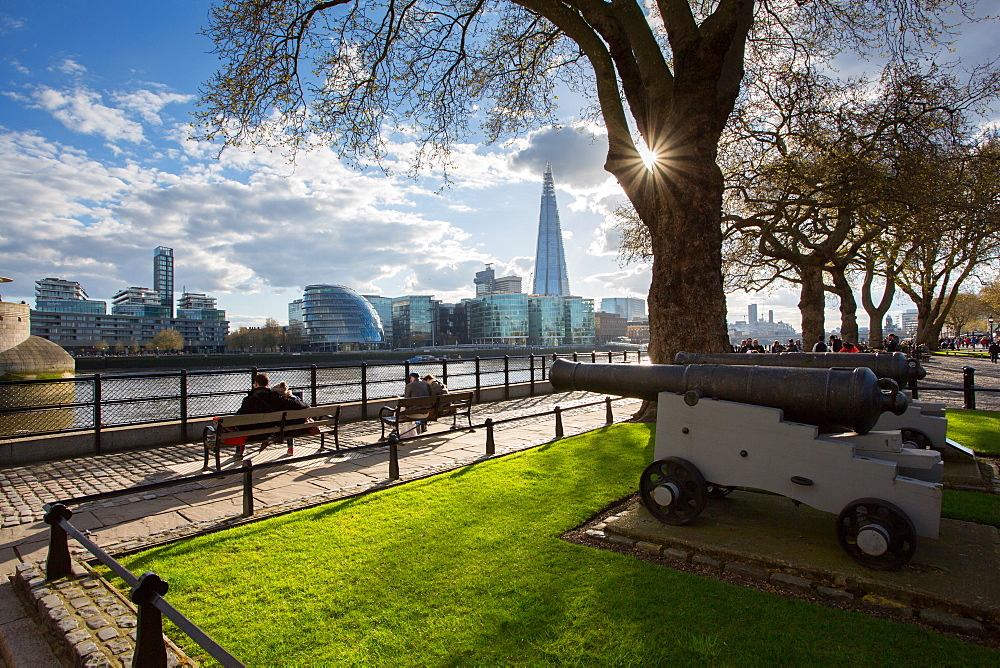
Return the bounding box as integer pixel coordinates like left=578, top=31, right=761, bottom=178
left=226, top=318, right=305, bottom=352
left=195, top=1, right=996, bottom=361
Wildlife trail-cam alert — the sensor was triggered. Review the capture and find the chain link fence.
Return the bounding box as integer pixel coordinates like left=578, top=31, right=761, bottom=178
left=0, top=351, right=644, bottom=440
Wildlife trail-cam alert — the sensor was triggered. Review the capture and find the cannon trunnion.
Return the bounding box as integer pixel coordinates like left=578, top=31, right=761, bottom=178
left=550, top=359, right=942, bottom=571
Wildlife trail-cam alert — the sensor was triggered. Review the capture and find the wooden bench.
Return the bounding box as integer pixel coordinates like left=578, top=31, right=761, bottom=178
left=202, top=405, right=341, bottom=471
left=378, top=391, right=474, bottom=441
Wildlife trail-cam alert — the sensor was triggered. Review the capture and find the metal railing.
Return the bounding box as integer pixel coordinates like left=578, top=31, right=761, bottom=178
left=43, top=502, right=244, bottom=667
left=39, top=395, right=626, bottom=666
left=0, top=350, right=645, bottom=446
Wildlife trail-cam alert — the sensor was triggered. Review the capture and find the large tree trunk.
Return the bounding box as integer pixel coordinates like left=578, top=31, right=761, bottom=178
left=798, top=265, right=826, bottom=350
left=828, top=267, right=859, bottom=345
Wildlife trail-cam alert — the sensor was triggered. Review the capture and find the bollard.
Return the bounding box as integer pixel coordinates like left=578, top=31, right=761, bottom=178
left=605, top=396, right=614, bottom=426
left=131, top=572, right=170, bottom=668
left=485, top=418, right=495, bottom=455
left=242, top=459, right=254, bottom=517
left=43, top=503, right=73, bottom=580
left=388, top=433, right=400, bottom=480
left=554, top=406, right=564, bottom=439
left=962, top=366, right=976, bottom=410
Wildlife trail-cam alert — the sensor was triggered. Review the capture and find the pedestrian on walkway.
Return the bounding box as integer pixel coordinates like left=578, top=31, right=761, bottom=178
left=989, top=338, right=999, bottom=364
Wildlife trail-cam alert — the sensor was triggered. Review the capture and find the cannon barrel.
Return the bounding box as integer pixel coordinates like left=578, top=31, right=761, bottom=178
left=550, top=359, right=907, bottom=434
left=672, top=351, right=926, bottom=385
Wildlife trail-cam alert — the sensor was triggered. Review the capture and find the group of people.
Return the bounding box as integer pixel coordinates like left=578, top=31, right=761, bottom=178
left=401, top=371, right=449, bottom=436
left=236, top=372, right=311, bottom=455
left=735, top=335, right=871, bottom=354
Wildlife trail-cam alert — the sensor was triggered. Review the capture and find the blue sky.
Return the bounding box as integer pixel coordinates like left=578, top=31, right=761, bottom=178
left=1, top=1, right=997, bottom=331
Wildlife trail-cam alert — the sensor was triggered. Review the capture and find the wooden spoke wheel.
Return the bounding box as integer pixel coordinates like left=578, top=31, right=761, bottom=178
left=836, top=498, right=917, bottom=571
left=639, top=457, right=708, bottom=525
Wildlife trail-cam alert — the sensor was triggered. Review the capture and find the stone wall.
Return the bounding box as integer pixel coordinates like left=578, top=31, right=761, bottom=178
left=0, top=302, right=30, bottom=353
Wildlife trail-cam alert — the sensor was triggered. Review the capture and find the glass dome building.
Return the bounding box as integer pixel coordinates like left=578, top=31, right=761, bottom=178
left=301, top=285, right=386, bottom=352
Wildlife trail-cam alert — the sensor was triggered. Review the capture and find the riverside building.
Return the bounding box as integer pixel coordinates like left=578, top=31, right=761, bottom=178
left=299, top=284, right=386, bottom=352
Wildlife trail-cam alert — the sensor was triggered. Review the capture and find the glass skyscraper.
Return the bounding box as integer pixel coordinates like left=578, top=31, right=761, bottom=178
left=153, top=246, right=174, bottom=317
left=469, top=293, right=528, bottom=345
left=528, top=295, right=565, bottom=346
left=532, top=163, right=571, bottom=296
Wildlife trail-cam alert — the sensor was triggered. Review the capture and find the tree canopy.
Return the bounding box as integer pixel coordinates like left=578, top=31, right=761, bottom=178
left=199, top=0, right=981, bottom=362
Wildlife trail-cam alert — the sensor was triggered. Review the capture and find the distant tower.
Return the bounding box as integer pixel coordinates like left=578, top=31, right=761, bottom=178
left=153, top=246, right=174, bottom=318
left=748, top=304, right=758, bottom=324
left=532, top=163, right=571, bottom=296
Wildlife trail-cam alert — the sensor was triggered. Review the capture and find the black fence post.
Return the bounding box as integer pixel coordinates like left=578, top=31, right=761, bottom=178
left=242, top=460, right=254, bottom=517
left=441, top=358, right=448, bottom=387
left=608, top=350, right=613, bottom=363
left=388, top=433, right=400, bottom=480
left=310, top=365, right=318, bottom=407
left=93, top=373, right=102, bottom=455
left=605, top=397, right=614, bottom=425
left=554, top=406, right=564, bottom=439
left=504, top=355, right=510, bottom=400
left=485, top=418, right=495, bottom=455
left=43, top=503, right=73, bottom=580
left=251, top=367, right=258, bottom=387
left=361, top=362, right=369, bottom=419
left=963, top=366, right=976, bottom=410
left=591, top=351, right=597, bottom=363
left=404, top=360, right=411, bottom=380
left=475, top=357, right=481, bottom=402
left=179, top=369, right=188, bottom=442
left=529, top=354, right=535, bottom=396
left=573, top=352, right=578, bottom=362
left=131, top=572, right=170, bottom=668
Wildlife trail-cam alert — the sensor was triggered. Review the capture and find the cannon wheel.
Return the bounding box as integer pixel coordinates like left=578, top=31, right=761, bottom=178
left=639, top=457, right=707, bottom=525
left=836, top=498, right=916, bottom=571
left=900, top=428, right=933, bottom=450
left=706, top=484, right=734, bottom=499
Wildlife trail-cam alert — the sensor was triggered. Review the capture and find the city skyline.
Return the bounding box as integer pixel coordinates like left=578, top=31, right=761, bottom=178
left=2, top=3, right=991, bottom=330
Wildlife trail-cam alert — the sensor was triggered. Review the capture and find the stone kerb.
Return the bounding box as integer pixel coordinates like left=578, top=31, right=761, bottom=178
left=12, top=559, right=195, bottom=667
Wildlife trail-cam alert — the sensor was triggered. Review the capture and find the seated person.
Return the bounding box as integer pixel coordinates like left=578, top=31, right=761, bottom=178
left=422, top=374, right=448, bottom=396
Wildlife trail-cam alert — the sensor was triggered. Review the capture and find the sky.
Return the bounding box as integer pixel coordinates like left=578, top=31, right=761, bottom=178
left=1, top=1, right=998, bottom=332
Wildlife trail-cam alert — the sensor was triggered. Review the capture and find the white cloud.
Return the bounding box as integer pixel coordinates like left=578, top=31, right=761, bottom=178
left=52, top=58, right=86, bottom=76
left=115, top=89, right=193, bottom=125
left=33, top=87, right=145, bottom=142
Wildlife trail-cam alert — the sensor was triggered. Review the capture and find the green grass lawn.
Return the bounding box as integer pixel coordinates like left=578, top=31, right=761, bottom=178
left=947, top=408, right=1000, bottom=455
left=118, top=424, right=998, bottom=666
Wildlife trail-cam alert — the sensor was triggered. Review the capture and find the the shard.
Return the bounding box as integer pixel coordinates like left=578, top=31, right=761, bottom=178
left=531, top=163, right=571, bottom=296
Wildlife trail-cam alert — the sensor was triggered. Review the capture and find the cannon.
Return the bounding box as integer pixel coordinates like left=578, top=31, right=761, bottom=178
left=550, top=359, right=942, bottom=570
left=673, top=351, right=971, bottom=460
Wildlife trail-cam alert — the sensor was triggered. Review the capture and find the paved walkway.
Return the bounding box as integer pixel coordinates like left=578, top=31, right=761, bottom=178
left=0, top=391, right=642, bottom=579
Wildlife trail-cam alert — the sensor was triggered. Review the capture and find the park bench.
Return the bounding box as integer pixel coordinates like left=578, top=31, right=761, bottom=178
left=379, top=391, right=474, bottom=441
left=202, top=405, right=341, bottom=472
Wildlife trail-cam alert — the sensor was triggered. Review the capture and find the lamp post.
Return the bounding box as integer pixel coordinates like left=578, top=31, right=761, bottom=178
left=989, top=315, right=994, bottom=340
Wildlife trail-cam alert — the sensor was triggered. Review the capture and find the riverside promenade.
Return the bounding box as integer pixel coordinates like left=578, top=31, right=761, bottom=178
left=0, top=391, right=642, bottom=576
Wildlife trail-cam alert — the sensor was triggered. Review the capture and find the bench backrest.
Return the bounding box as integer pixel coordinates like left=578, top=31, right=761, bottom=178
left=215, top=405, right=340, bottom=440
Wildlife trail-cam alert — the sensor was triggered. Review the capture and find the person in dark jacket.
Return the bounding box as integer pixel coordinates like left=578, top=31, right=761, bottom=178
left=989, top=338, right=1000, bottom=364
left=812, top=336, right=828, bottom=352
left=236, top=373, right=309, bottom=455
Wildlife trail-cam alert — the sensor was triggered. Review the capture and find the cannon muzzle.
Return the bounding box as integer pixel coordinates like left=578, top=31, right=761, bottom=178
left=673, top=351, right=926, bottom=385
left=549, top=359, right=907, bottom=434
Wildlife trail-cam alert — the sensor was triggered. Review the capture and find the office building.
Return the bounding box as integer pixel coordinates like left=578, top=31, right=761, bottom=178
left=469, top=293, right=528, bottom=345
left=436, top=302, right=469, bottom=345
left=562, top=297, right=595, bottom=346
left=532, top=163, right=571, bottom=296
left=748, top=303, right=758, bottom=324
left=392, top=296, right=438, bottom=348
left=299, top=285, right=386, bottom=352
left=111, top=287, right=171, bottom=318
left=153, top=246, right=174, bottom=317
left=900, top=309, right=919, bottom=337
left=595, top=311, right=628, bottom=344
left=599, top=297, right=646, bottom=321
left=528, top=295, right=565, bottom=346
left=34, top=278, right=106, bottom=314
left=474, top=264, right=523, bottom=296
